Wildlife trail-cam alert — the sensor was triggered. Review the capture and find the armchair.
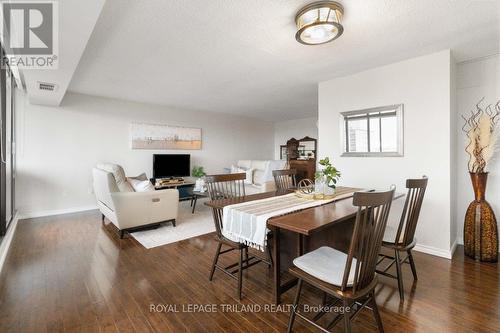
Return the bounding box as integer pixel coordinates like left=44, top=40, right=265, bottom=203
left=92, top=164, right=178, bottom=238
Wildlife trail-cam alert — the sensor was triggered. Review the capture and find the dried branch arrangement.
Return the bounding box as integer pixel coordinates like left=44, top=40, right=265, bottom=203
left=462, top=99, right=500, bottom=173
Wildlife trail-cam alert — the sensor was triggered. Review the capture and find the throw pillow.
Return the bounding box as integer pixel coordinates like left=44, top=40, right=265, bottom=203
left=128, top=178, right=155, bottom=192
left=253, top=169, right=266, bottom=186
left=128, top=172, right=148, bottom=182
left=230, top=165, right=253, bottom=184
left=243, top=168, right=254, bottom=185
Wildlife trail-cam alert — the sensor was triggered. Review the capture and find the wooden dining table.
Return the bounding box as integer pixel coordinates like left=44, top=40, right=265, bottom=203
left=205, top=187, right=403, bottom=304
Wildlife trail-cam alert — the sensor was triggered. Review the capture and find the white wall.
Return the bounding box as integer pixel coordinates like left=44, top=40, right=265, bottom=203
left=15, top=92, right=274, bottom=217
left=456, top=55, right=500, bottom=244
left=274, top=117, right=318, bottom=159
left=318, top=50, right=454, bottom=257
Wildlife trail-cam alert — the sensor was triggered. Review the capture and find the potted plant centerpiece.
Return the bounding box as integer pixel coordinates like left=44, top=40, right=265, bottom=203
left=314, top=157, right=341, bottom=198
left=192, top=166, right=206, bottom=192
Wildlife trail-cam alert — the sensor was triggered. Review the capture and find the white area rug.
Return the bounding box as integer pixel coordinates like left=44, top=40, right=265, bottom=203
left=131, top=198, right=214, bottom=249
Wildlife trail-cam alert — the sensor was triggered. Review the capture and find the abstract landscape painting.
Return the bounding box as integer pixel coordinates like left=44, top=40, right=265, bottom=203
left=130, top=123, right=202, bottom=150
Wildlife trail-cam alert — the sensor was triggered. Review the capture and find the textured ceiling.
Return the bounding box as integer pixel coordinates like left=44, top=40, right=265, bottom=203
left=68, top=0, right=500, bottom=121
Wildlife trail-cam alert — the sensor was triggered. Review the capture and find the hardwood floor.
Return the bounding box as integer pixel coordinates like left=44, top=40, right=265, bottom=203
left=0, top=210, right=499, bottom=332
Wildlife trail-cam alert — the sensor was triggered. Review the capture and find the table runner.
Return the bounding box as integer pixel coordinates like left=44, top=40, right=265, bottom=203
left=222, top=188, right=356, bottom=251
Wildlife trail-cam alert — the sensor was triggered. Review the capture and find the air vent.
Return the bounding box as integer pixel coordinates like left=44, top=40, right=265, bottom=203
left=37, top=81, right=58, bottom=92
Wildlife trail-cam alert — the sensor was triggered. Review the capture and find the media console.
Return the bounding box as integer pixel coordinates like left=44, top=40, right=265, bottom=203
left=154, top=179, right=195, bottom=202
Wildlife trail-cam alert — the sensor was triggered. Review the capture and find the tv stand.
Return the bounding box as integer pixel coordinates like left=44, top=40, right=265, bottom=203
left=155, top=177, right=187, bottom=187
left=154, top=178, right=195, bottom=202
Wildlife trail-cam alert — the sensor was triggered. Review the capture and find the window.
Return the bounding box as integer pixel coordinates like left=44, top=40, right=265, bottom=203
left=341, top=104, right=403, bottom=157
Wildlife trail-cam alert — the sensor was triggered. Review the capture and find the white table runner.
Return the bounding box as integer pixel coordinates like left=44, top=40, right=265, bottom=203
left=222, top=191, right=354, bottom=251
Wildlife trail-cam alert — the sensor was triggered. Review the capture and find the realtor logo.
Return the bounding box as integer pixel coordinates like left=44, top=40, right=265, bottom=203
left=1, top=1, right=58, bottom=69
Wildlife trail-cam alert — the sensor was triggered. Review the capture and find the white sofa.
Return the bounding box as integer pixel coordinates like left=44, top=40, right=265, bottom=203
left=93, top=164, right=179, bottom=238
left=235, top=160, right=286, bottom=194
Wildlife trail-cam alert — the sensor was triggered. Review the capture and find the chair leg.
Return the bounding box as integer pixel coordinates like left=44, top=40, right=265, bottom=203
left=101, top=214, right=105, bottom=225
left=370, top=292, right=385, bottom=333
left=171, top=219, right=176, bottom=227
left=266, top=243, right=273, bottom=268
left=238, top=248, right=243, bottom=299
left=395, top=250, right=404, bottom=300
left=191, top=197, right=197, bottom=214
left=321, top=292, right=328, bottom=306
left=244, top=247, right=249, bottom=263
left=209, top=243, right=222, bottom=281
left=343, top=300, right=352, bottom=333
left=287, top=279, right=303, bottom=333
left=407, top=249, right=418, bottom=280
left=120, top=230, right=125, bottom=239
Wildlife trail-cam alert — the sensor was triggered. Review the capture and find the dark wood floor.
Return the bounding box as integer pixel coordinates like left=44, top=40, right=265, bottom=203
left=0, top=210, right=499, bottom=333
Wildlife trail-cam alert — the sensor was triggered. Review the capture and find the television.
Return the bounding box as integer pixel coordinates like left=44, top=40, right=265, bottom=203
left=153, top=154, right=190, bottom=179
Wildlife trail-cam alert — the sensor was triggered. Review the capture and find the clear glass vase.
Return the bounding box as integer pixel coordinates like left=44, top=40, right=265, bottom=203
left=324, top=185, right=336, bottom=196
left=314, top=175, right=326, bottom=199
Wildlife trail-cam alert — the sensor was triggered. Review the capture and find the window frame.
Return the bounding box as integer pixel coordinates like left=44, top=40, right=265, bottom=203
left=340, top=104, right=404, bottom=157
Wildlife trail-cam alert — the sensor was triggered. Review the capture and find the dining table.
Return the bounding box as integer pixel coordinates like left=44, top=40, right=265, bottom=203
left=205, top=187, right=403, bottom=304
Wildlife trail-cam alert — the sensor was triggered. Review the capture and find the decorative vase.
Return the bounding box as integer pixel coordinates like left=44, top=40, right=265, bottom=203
left=464, top=172, right=498, bottom=262
left=314, top=175, right=326, bottom=199
left=194, top=178, right=206, bottom=192
left=324, top=185, right=336, bottom=196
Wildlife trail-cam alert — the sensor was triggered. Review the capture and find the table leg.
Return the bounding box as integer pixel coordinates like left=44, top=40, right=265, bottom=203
left=273, top=226, right=281, bottom=304
left=191, top=196, right=197, bottom=214
left=297, top=234, right=304, bottom=256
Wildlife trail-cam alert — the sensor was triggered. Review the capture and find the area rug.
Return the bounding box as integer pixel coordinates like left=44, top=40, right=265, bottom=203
left=131, top=198, right=214, bottom=249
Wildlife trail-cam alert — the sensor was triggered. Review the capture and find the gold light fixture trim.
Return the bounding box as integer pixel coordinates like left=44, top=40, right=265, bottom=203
left=295, top=1, right=344, bottom=45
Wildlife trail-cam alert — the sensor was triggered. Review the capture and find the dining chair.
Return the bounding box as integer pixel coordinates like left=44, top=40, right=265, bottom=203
left=287, top=187, right=395, bottom=333
left=205, top=173, right=272, bottom=299
left=205, top=172, right=246, bottom=200
left=376, top=176, right=428, bottom=301
left=273, top=169, right=297, bottom=190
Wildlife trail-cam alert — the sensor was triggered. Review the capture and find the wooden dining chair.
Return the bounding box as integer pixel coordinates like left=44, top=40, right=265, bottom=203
left=273, top=169, right=297, bottom=190
left=287, top=188, right=395, bottom=333
left=376, top=176, right=428, bottom=301
left=205, top=173, right=246, bottom=200
left=205, top=173, right=272, bottom=299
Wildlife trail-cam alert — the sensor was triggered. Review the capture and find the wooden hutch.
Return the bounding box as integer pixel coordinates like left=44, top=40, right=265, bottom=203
left=280, top=136, right=317, bottom=182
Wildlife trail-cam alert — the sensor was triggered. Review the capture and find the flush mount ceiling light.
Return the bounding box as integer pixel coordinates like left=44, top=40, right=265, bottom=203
left=295, top=1, right=344, bottom=45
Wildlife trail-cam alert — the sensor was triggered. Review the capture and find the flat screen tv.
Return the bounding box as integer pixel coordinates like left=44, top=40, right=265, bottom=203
left=153, top=154, right=190, bottom=178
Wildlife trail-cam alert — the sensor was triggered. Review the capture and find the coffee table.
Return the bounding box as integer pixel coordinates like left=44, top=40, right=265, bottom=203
left=190, top=190, right=209, bottom=214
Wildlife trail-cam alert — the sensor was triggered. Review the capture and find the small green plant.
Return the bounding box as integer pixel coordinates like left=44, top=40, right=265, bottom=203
left=192, top=166, right=206, bottom=178
left=315, top=157, right=341, bottom=188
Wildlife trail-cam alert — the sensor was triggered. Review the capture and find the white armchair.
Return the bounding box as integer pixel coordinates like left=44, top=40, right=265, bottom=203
left=92, top=164, right=179, bottom=238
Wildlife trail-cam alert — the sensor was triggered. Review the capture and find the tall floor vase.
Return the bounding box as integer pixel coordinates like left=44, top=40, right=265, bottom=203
left=464, top=172, right=498, bottom=262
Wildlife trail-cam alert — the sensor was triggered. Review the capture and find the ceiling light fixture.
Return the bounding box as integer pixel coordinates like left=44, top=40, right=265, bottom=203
left=295, top=1, right=344, bottom=45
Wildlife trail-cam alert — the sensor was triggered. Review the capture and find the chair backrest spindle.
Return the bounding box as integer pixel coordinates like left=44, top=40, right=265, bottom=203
left=273, top=169, right=297, bottom=190
left=205, top=173, right=247, bottom=240
left=205, top=173, right=246, bottom=201
left=394, top=176, right=428, bottom=246
left=341, top=188, right=395, bottom=292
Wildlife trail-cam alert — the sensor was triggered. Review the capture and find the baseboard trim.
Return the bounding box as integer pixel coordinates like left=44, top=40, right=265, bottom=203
left=413, top=243, right=454, bottom=259
left=450, top=239, right=458, bottom=257
left=0, top=213, right=20, bottom=274
left=18, top=205, right=98, bottom=220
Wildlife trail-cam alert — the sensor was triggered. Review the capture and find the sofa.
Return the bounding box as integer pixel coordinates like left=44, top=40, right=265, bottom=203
left=92, top=163, right=179, bottom=238
left=234, top=160, right=287, bottom=194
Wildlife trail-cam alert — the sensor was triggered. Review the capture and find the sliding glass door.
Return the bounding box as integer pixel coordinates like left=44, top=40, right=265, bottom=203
left=4, top=66, right=13, bottom=228
left=0, top=47, right=15, bottom=236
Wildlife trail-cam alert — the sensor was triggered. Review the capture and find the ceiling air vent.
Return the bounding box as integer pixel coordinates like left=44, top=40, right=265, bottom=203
left=37, top=81, right=58, bottom=92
